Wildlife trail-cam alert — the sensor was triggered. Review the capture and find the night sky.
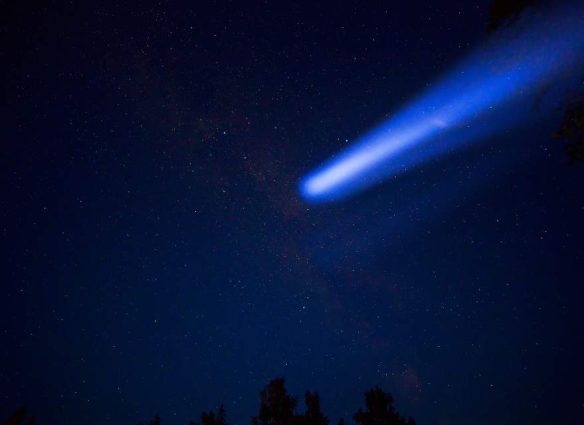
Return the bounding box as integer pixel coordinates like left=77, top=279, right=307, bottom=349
left=2, top=1, right=584, bottom=424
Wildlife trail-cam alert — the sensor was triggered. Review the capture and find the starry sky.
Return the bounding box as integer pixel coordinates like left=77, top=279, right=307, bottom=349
left=1, top=1, right=584, bottom=424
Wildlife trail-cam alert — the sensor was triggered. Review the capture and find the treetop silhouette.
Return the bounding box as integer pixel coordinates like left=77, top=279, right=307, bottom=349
left=353, top=387, right=415, bottom=425
left=3, top=378, right=414, bottom=425
left=190, top=405, right=227, bottom=425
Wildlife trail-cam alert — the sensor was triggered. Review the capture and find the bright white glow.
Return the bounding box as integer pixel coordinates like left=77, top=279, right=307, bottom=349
left=303, top=124, right=435, bottom=197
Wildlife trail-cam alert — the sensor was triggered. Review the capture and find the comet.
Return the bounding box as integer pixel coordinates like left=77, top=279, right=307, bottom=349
left=299, top=3, right=584, bottom=202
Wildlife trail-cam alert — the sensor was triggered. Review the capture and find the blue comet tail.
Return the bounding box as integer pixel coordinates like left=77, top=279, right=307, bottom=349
left=299, top=4, right=584, bottom=202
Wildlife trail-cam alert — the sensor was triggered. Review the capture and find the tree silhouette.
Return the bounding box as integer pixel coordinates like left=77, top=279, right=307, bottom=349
left=353, top=387, right=415, bottom=425
left=487, top=0, right=584, bottom=162
left=252, top=378, right=299, bottom=425
left=486, top=0, right=543, bottom=32
left=302, top=391, right=329, bottom=425
left=190, top=405, right=228, bottom=425
left=5, top=378, right=415, bottom=425
left=553, top=95, right=584, bottom=163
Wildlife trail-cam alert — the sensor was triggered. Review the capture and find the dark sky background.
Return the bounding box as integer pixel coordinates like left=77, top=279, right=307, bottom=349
left=1, top=1, right=584, bottom=424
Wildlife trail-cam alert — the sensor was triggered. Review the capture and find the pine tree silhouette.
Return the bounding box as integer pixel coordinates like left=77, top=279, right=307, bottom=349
left=353, top=387, right=415, bottom=425
left=486, top=0, right=542, bottom=31
left=302, top=391, right=329, bottom=425
left=190, top=405, right=228, bottom=425
left=252, top=378, right=299, bottom=425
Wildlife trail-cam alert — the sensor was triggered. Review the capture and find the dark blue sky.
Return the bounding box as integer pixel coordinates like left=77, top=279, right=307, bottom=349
left=2, top=1, right=583, bottom=424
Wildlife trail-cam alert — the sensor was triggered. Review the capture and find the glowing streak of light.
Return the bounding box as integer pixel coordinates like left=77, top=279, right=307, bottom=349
left=299, top=4, right=584, bottom=202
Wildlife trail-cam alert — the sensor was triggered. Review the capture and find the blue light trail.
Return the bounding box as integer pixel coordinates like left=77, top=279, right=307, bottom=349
left=299, top=4, right=584, bottom=202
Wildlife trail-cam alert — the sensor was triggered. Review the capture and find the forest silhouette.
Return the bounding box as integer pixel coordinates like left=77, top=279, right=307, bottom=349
left=0, top=378, right=415, bottom=425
